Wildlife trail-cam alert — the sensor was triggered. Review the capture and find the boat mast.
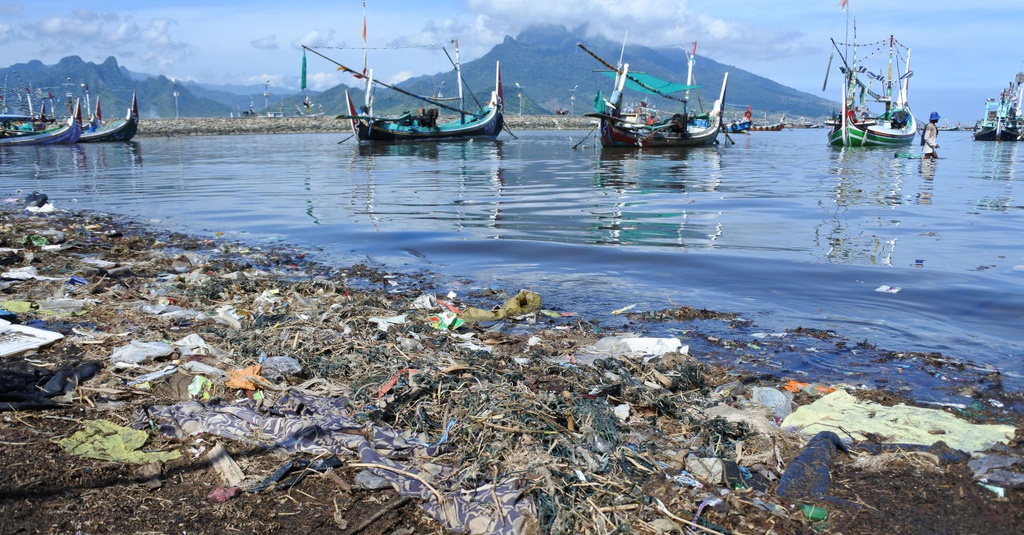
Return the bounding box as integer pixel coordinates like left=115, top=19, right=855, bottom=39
left=1015, top=72, right=1024, bottom=133
left=685, top=41, right=696, bottom=116
left=360, top=0, right=374, bottom=114
left=454, top=39, right=464, bottom=123
left=897, top=48, right=911, bottom=109
left=884, top=35, right=893, bottom=117
left=842, top=12, right=857, bottom=146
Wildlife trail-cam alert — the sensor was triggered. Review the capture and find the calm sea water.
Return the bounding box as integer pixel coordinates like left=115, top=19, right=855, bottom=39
left=3, top=127, right=1023, bottom=394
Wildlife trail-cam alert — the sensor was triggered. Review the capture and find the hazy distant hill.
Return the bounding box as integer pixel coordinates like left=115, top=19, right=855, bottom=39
left=314, top=25, right=837, bottom=121
left=0, top=25, right=837, bottom=121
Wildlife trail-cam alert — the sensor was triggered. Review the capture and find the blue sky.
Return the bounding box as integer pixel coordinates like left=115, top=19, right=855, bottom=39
left=1, top=0, right=1021, bottom=122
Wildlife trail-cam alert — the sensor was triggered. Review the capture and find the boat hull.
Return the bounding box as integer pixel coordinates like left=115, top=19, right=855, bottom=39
left=597, top=116, right=720, bottom=148
left=78, top=117, right=138, bottom=143
left=827, top=117, right=917, bottom=147
left=0, top=106, right=82, bottom=146
left=723, top=120, right=751, bottom=134
left=973, top=125, right=1021, bottom=141
left=353, top=107, right=503, bottom=142
left=80, top=93, right=140, bottom=143
left=0, top=124, right=81, bottom=146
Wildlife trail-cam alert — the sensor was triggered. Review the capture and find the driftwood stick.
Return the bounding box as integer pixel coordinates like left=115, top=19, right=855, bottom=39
left=341, top=494, right=412, bottom=535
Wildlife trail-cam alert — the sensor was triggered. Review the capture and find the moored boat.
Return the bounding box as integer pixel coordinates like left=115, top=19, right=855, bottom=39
left=824, top=29, right=916, bottom=147
left=0, top=100, right=82, bottom=146
left=580, top=41, right=727, bottom=148
left=972, top=72, right=1023, bottom=141
left=304, top=42, right=503, bottom=142
left=302, top=3, right=503, bottom=143
left=750, top=114, right=786, bottom=132
left=723, top=106, right=752, bottom=133
left=78, top=92, right=139, bottom=143
left=337, top=51, right=504, bottom=142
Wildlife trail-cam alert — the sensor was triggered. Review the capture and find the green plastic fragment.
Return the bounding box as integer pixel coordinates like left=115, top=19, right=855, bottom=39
left=801, top=503, right=828, bottom=521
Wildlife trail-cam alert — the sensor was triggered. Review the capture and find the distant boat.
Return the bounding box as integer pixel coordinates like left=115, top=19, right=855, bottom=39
left=750, top=113, right=786, bottom=132
left=973, top=72, right=1023, bottom=141
left=824, top=26, right=917, bottom=147
left=579, top=41, right=727, bottom=148
left=0, top=100, right=82, bottom=146
left=78, top=92, right=139, bottom=143
left=723, top=106, right=752, bottom=133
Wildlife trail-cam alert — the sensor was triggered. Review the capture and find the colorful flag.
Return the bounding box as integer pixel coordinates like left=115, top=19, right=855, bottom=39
left=301, top=50, right=307, bottom=90
left=361, top=0, right=368, bottom=76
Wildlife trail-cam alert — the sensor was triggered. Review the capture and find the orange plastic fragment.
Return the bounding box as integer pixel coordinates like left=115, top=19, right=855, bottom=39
left=783, top=380, right=808, bottom=392
left=225, top=364, right=263, bottom=390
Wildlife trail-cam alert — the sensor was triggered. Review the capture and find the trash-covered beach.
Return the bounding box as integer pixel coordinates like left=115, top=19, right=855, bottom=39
left=2, top=200, right=1023, bottom=534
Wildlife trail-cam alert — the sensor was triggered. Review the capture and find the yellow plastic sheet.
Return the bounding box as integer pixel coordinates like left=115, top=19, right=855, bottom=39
left=57, top=419, right=181, bottom=463
left=458, top=290, right=542, bottom=323
left=782, top=389, right=1016, bottom=453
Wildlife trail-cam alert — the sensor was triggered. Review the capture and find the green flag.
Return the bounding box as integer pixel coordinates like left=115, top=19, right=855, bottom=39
left=593, top=90, right=605, bottom=114
left=301, top=51, right=307, bottom=90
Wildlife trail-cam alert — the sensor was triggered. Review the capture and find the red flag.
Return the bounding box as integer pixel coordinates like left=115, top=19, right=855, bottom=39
left=839, top=0, right=848, bottom=7
left=361, top=0, right=368, bottom=76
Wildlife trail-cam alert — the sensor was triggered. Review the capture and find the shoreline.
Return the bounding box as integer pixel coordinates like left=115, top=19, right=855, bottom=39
left=135, top=114, right=598, bottom=137
left=1, top=204, right=1022, bottom=534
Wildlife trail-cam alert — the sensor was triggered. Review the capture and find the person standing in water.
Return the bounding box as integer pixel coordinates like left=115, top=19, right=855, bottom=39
left=922, top=111, right=941, bottom=159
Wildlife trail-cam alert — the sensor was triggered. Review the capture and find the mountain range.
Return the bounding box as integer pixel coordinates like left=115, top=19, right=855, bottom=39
left=0, top=25, right=838, bottom=122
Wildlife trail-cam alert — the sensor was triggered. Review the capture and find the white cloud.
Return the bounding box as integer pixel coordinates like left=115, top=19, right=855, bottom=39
left=251, top=35, right=278, bottom=50
left=295, top=29, right=340, bottom=49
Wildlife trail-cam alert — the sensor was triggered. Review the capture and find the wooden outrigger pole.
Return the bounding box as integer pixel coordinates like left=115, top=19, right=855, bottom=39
left=576, top=43, right=691, bottom=106
left=301, top=45, right=482, bottom=119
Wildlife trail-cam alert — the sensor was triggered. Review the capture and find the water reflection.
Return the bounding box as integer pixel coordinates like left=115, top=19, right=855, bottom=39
left=340, top=140, right=508, bottom=235
left=589, top=147, right=726, bottom=246
left=969, top=142, right=1020, bottom=213
left=818, top=146, right=914, bottom=265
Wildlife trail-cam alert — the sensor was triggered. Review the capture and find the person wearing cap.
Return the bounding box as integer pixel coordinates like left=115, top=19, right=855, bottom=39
left=922, top=111, right=941, bottom=159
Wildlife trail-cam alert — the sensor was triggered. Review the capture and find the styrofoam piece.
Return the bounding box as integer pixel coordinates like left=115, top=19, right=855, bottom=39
left=0, top=319, right=64, bottom=358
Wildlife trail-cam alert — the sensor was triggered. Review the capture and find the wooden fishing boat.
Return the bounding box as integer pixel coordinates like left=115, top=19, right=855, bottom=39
left=0, top=100, right=82, bottom=146
left=579, top=41, right=727, bottom=148
left=79, top=92, right=139, bottom=143
left=302, top=7, right=503, bottom=143
left=973, top=72, right=1023, bottom=141
left=824, top=31, right=916, bottom=147
left=723, top=107, right=752, bottom=133
left=723, top=119, right=750, bottom=134
left=304, top=42, right=503, bottom=142
left=750, top=114, right=786, bottom=132
left=338, top=57, right=504, bottom=142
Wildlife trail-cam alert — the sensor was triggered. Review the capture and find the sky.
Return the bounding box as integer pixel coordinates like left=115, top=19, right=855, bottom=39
left=1, top=0, right=1022, bottom=123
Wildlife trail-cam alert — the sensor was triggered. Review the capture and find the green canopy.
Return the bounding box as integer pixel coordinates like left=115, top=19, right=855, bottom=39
left=600, top=71, right=700, bottom=95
